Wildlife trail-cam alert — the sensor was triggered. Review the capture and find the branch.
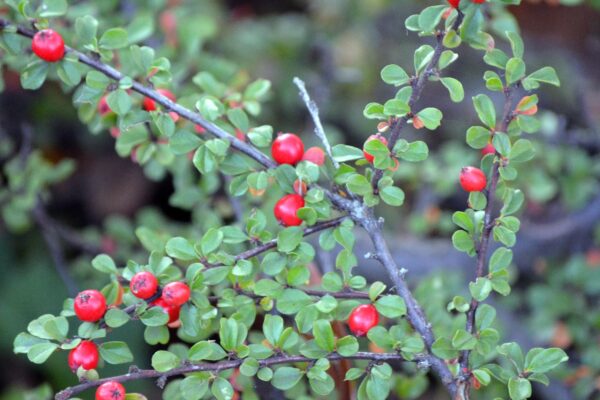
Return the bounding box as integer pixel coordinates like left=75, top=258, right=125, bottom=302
left=293, top=77, right=339, bottom=169
left=32, top=202, right=79, bottom=297
left=458, top=85, right=519, bottom=394
left=370, top=11, right=464, bottom=192
left=55, top=351, right=414, bottom=400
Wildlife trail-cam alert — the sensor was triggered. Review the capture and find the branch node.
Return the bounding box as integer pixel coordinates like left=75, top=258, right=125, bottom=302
left=156, top=375, right=167, bottom=389
left=128, top=365, right=140, bottom=374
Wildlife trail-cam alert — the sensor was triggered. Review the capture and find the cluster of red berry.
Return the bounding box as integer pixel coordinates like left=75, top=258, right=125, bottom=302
left=447, top=0, right=486, bottom=8
left=271, top=133, right=325, bottom=226
left=68, top=272, right=191, bottom=399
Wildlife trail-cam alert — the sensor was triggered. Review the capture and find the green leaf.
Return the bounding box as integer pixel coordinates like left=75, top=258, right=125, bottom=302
left=347, top=174, right=372, bottom=196
left=272, top=367, right=303, bottom=390
left=188, top=341, right=227, bottom=361
left=247, top=125, right=273, bottom=148
left=20, top=61, right=49, bottom=90
left=508, top=377, right=531, bottom=400
left=165, top=237, right=197, bottom=260
left=493, top=225, right=517, bottom=247
left=211, top=377, right=234, bottom=400
left=469, top=278, right=493, bottom=302
left=506, top=31, right=524, bottom=58
left=416, top=107, right=443, bottom=130
left=277, top=289, right=312, bottom=315
left=313, top=320, right=335, bottom=352
left=140, top=307, right=170, bottom=327
left=476, top=304, right=497, bottom=330
left=432, top=337, right=458, bottom=360
left=523, top=66, right=560, bottom=89
left=397, top=140, right=428, bottom=162
left=493, top=132, right=511, bottom=157
left=380, top=64, right=409, bottom=86
left=99, top=341, right=134, bottom=364
left=104, top=308, right=130, bottom=328
left=452, top=329, right=477, bottom=350
left=379, top=186, right=405, bottom=207
left=337, top=335, right=359, bottom=356
left=413, top=45, right=435, bottom=74
left=200, top=228, right=224, bottom=255
left=383, top=99, right=410, bottom=116
left=440, top=77, right=464, bottom=102
left=473, top=94, right=496, bottom=129
left=363, top=102, right=387, bottom=120
left=277, top=226, right=303, bottom=253
left=92, top=254, right=118, bottom=274
left=509, top=139, right=535, bottom=163
left=263, top=315, right=284, bottom=347
left=180, top=376, right=209, bottom=400
left=473, top=369, right=491, bottom=386
left=466, top=126, right=491, bottom=149
left=240, top=357, right=260, bottom=377
left=13, top=333, right=49, bottom=354
left=27, top=343, right=58, bottom=364
left=375, top=295, right=406, bottom=318
left=345, top=368, right=365, bottom=381
left=452, top=230, right=474, bottom=254
left=332, top=144, right=364, bottom=162
left=39, top=0, right=67, bottom=17
left=525, top=348, right=568, bottom=374
left=106, top=89, right=132, bottom=115
left=151, top=350, right=180, bottom=372
left=506, top=57, right=526, bottom=85
left=418, top=5, right=447, bottom=32
left=244, top=79, right=271, bottom=100
left=99, top=28, right=129, bottom=50
left=490, top=247, right=513, bottom=272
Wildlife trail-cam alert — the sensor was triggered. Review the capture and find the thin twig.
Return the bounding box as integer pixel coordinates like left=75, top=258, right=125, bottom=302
left=32, top=202, right=79, bottom=297
left=55, top=351, right=415, bottom=400
left=293, top=77, right=339, bottom=169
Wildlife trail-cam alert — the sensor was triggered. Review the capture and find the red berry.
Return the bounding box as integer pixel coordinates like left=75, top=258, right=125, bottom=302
left=301, top=147, right=325, bottom=166
left=143, top=89, right=176, bottom=111
left=31, top=29, right=65, bottom=62
left=448, top=0, right=460, bottom=7
left=129, top=271, right=159, bottom=300
left=271, top=133, right=304, bottom=165
left=481, top=143, right=495, bottom=156
left=74, top=290, right=107, bottom=322
left=472, top=0, right=485, bottom=3
left=68, top=340, right=99, bottom=371
left=162, top=281, right=191, bottom=307
left=98, top=96, right=111, bottom=115
left=293, top=179, right=308, bottom=196
left=459, top=166, right=487, bottom=192
left=363, top=135, right=388, bottom=163
left=96, top=381, right=126, bottom=400
left=348, top=304, right=379, bottom=336
left=151, top=298, right=181, bottom=324
left=273, top=194, right=305, bottom=227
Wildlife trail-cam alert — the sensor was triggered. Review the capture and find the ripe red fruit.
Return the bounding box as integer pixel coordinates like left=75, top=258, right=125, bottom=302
left=31, top=29, right=65, bottom=62
left=271, top=133, right=304, bottom=165
left=273, top=194, right=305, bottom=227
left=98, top=96, right=111, bottom=115
left=481, top=143, right=495, bottom=156
left=301, top=147, right=325, bottom=166
left=348, top=304, right=379, bottom=336
left=96, top=381, right=125, bottom=400
left=129, top=271, right=159, bottom=300
left=74, top=290, right=107, bottom=322
left=68, top=340, right=99, bottom=371
left=459, top=166, right=487, bottom=192
left=293, top=179, right=308, bottom=196
left=448, top=0, right=460, bottom=7
left=151, top=298, right=181, bottom=324
left=162, top=281, right=191, bottom=307
left=363, top=135, right=388, bottom=163
left=143, top=89, right=176, bottom=111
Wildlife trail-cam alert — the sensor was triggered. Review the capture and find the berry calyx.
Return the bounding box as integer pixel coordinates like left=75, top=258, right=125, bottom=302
left=459, top=166, right=487, bottom=192
left=143, top=89, right=176, bottom=112
left=151, top=298, right=181, bottom=324
left=481, top=143, right=495, bottom=156
left=363, top=135, right=388, bottom=163
left=271, top=133, right=304, bottom=165
left=31, top=29, right=65, bottom=62
left=447, top=0, right=460, bottom=8
left=74, top=290, right=107, bottom=322
left=273, top=194, right=305, bottom=227
left=161, top=281, right=191, bottom=307
left=348, top=304, right=379, bottom=336
left=301, top=147, right=325, bottom=166
left=68, top=340, right=99, bottom=371
left=129, top=271, right=159, bottom=300
left=96, top=381, right=126, bottom=400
